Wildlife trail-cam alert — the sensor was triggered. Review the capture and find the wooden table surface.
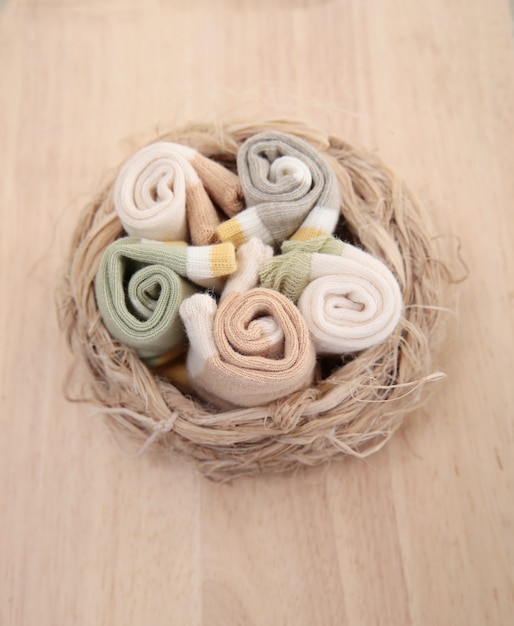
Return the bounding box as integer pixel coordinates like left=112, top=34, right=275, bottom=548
left=1, top=0, right=513, bottom=624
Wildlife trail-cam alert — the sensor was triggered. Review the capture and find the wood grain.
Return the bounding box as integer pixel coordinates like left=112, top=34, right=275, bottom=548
left=1, top=0, right=513, bottom=624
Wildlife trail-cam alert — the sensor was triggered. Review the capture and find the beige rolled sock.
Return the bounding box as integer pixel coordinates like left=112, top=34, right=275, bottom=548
left=217, top=131, right=341, bottom=247
left=179, top=239, right=317, bottom=408
left=114, top=141, right=243, bottom=245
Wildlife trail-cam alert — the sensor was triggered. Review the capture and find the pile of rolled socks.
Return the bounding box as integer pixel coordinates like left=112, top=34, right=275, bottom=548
left=93, top=130, right=403, bottom=409
left=57, top=120, right=453, bottom=478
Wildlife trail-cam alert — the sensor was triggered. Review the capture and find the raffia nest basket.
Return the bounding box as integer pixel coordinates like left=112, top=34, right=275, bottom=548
left=57, top=119, right=453, bottom=479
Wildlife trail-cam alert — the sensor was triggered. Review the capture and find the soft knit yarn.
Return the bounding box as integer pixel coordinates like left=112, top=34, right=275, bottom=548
left=217, top=131, right=341, bottom=247
left=139, top=238, right=237, bottom=292
left=259, top=237, right=403, bottom=354
left=184, top=145, right=244, bottom=218
left=95, top=237, right=236, bottom=365
left=179, top=239, right=317, bottom=408
left=113, top=141, right=243, bottom=245
left=259, top=236, right=345, bottom=302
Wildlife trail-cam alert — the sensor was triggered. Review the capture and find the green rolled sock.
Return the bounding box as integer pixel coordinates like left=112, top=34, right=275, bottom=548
left=95, top=237, right=236, bottom=365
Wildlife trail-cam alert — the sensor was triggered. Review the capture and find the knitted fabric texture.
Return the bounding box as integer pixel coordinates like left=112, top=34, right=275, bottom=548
left=113, top=141, right=243, bottom=245
left=259, top=236, right=403, bottom=354
left=217, top=131, right=341, bottom=247
left=179, top=239, right=317, bottom=408
left=259, top=236, right=345, bottom=302
left=95, top=237, right=236, bottom=365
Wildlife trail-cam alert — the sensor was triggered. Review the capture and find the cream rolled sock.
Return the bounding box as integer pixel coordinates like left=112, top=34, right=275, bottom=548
left=217, top=131, right=341, bottom=247
left=179, top=239, right=317, bottom=408
left=259, top=237, right=403, bottom=354
left=114, top=141, right=243, bottom=245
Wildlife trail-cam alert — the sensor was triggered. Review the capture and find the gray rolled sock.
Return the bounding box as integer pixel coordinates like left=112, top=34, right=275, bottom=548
left=217, top=131, right=340, bottom=246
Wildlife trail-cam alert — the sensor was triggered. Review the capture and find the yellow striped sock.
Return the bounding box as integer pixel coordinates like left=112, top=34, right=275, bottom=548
left=209, top=242, right=237, bottom=276
left=217, top=217, right=248, bottom=247
left=290, top=226, right=327, bottom=241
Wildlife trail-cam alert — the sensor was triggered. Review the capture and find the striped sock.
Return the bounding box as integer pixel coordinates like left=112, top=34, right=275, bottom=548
left=140, top=238, right=237, bottom=292
left=289, top=203, right=340, bottom=242
left=258, top=236, right=345, bottom=302
left=216, top=131, right=340, bottom=247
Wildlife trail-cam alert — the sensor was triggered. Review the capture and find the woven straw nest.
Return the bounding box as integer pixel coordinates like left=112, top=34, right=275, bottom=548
left=57, top=119, right=454, bottom=479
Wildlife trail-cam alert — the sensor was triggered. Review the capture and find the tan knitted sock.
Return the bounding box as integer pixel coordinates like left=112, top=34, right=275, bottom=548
left=114, top=141, right=243, bottom=245
left=183, top=148, right=244, bottom=217
left=179, top=239, right=317, bottom=408
left=217, top=131, right=340, bottom=247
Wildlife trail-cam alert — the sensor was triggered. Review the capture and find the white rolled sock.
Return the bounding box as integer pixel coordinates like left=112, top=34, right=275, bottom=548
left=297, top=244, right=403, bottom=353
left=113, top=141, right=244, bottom=245
left=114, top=142, right=195, bottom=241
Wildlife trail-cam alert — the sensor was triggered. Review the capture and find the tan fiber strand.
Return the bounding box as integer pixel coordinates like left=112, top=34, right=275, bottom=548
left=56, top=120, right=456, bottom=479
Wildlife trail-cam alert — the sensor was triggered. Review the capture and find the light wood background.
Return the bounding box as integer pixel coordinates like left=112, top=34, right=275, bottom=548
left=1, top=0, right=513, bottom=624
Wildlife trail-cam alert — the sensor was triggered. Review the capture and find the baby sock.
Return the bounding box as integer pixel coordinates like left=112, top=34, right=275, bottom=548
left=179, top=239, right=317, bottom=408
left=217, top=131, right=340, bottom=247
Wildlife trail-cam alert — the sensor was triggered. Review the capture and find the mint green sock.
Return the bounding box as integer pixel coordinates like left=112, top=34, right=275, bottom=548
left=95, top=238, right=201, bottom=365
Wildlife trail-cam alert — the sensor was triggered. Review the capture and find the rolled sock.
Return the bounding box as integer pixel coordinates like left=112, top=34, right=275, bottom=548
left=179, top=239, right=317, bottom=408
left=180, top=289, right=316, bottom=409
left=114, top=141, right=243, bottom=245
left=217, top=131, right=340, bottom=247
left=259, top=237, right=403, bottom=354
left=94, top=237, right=236, bottom=365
